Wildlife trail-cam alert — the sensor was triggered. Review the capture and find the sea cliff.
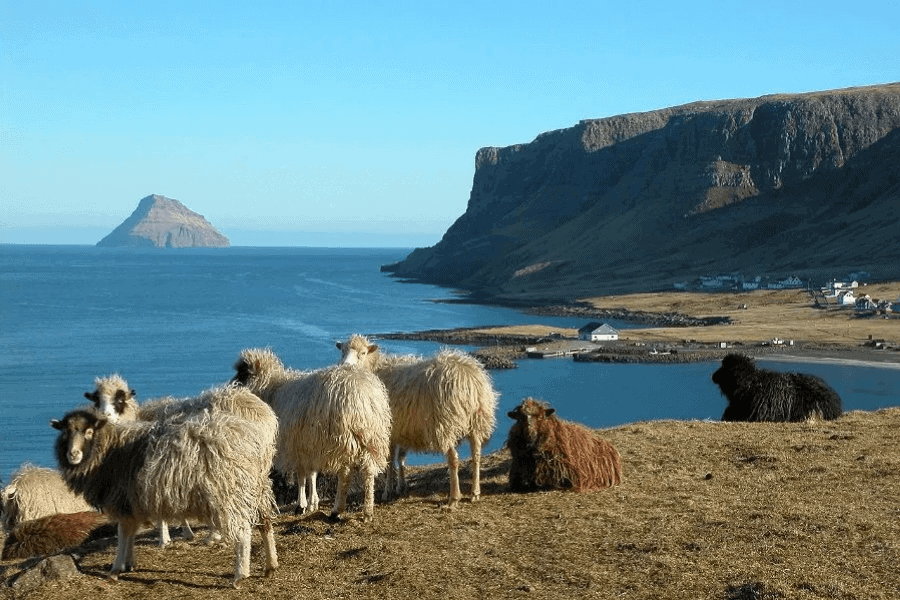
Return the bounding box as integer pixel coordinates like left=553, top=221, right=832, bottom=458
left=384, top=83, right=900, bottom=301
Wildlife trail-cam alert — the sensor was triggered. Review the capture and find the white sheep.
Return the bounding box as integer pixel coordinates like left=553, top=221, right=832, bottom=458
left=337, top=334, right=498, bottom=506
left=85, top=376, right=277, bottom=545
left=232, top=348, right=391, bottom=522
left=51, top=402, right=279, bottom=588
left=1, top=465, right=93, bottom=534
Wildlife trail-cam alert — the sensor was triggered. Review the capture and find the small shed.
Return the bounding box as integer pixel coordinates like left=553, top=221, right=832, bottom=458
left=578, top=322, right=619, bottom=342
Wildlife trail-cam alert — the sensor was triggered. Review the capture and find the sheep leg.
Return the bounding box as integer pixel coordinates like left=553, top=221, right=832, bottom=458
left=382, top=444, right=397, bottom=502
left=363, top=467, right=376, bottom=522
left=296, top=474, right=309, bottom=514
left=330, top=467, right=351, bottom=520
left=157, top=520, right=171, bottom=547
left=232, top=522, right=252, bottom=589
left=180, top=519, right=195, bottom=541
left=307, top=472, right=320, bottom=513
left=469, top=436, right=483, bottom=501
left=258, top=516, right=278, bottom=577
left=111, top=520, right=139, bottom=578
left=396, top=447, right=409, bottom=496
left=446, top=447, right=462, bottom=507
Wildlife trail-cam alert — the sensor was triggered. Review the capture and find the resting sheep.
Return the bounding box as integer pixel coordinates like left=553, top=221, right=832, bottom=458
left=1, top=465, right=93, bottom=534
left=85, top=376, right=277, bottom=544
left=506, top=398, right=622, bottom=492
left=337, top=334, right=498, bottom=506
left=2, top=511, right=113, bottom=560
left=712, top=353, right=843, bottom=422
left=232, top=347, right=391, bottom=522
left=51, top=405, right=278, bottom=588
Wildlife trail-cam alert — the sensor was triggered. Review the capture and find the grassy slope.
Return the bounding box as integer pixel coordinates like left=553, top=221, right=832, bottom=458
left=4, top=408, right=899, bottom=599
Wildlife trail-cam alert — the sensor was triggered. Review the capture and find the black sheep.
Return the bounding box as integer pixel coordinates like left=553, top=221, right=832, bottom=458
left=712, top=353, right=843, bottom=422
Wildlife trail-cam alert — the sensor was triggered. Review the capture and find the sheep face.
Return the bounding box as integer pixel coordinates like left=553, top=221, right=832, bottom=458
left=51, top=411, right=106, bottom=466
left=85, top=386, right=135, bottom=423
left=508, top=398, right=556, bottom=443
left=336, top=335, right=378, bottom=367
left=711, top=353, right=755, bottom=397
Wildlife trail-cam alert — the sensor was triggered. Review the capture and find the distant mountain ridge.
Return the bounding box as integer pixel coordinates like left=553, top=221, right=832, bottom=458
left=97, top=195, right=229, bottom=248
left=383, top=83, right=900, bottom=301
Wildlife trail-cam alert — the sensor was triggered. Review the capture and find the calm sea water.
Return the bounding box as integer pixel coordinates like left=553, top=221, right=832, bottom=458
left=2, top=245, right=899, bottom=483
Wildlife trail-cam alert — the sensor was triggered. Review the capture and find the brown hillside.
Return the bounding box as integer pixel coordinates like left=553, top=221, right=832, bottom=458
left=4, top=408, right=899, bottom=599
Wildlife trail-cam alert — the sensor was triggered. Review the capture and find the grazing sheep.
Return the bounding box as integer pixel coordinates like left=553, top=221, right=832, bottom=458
left=51, top=406, right=279, bottom=588
left=1, top=465, right=93, bottom=534
left=337, top=334, right=498, bottom=506
left=85, top=376, right=278, bottom=544
left=2, top=511, right=113, bottom=560
left=712, top=353, right=843, bottom=422
left=232, top=347, right=391, bottom=522
left=506, top=398, right=622, bottom=493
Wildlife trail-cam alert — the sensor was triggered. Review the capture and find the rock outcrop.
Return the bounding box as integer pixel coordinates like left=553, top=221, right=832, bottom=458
left=384, top=83, right=900, bottom=301
left=97, top=195, right=230, bottom=248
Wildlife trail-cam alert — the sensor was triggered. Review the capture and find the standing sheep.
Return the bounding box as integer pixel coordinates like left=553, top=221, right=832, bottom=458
left=85, top=376, right=277, bottom=545
left=506, top=398, right=622, bottom=493
left=1, top=465, right=93, bottom=534
left=232, top=347, right=391, bottom=522
left=336, top=334, right=498, bottom=506
left=51, top=406, right=278, bottom=588
left=712, top=353, right=843, bottom=422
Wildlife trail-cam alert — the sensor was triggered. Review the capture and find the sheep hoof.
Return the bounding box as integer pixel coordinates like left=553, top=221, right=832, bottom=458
left=470, top=493, right=480, bottom=502
left=327, top=512, right=342, bottom=523
left=264, top=567, right=277, bottom=578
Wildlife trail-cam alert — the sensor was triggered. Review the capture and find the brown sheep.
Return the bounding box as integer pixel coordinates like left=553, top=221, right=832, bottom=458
left=506, top=398, right=622, bottom=493
left=2, top=511, right=114, bottom=560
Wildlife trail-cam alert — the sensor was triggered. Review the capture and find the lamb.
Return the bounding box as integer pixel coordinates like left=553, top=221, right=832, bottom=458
left=232, top=347, right=391, bottom=522
left=85, top=375, right=277, bottom=544
left=51, top=405, right=278, bottom=588
left=506, top=398, right=622, bottom=493
left=712, top=353, right=843, bottom=422
left=337, top=334, right=498, bottom=506
left=1, top=465, right=93, bottom=534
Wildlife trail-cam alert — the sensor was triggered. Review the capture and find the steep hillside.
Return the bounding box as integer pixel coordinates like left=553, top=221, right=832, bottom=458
left=383, top=83, right=900, bottom=301
left=97, top=195, right=229, bottom=248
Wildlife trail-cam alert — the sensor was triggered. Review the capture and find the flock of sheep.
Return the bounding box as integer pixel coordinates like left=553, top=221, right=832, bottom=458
left=1, top=343, right=842, bottom=588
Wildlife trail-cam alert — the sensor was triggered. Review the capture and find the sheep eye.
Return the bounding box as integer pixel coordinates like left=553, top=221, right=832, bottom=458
left=85, top=428, right=94, bottom=440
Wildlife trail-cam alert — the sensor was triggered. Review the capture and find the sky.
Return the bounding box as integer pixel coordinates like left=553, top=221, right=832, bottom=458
left=1, top=1, right=898, bottom=247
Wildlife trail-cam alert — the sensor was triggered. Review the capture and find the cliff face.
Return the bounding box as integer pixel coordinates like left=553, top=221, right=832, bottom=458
left=97, top=195, right=230, bottom=248
left=384, top=83, right=900, bottom=300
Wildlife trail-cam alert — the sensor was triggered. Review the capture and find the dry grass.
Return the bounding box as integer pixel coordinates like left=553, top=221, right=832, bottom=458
left=4, top=408, right=899, bottom=599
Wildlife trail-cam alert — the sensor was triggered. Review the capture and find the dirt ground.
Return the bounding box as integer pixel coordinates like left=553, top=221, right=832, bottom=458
left=3, top=407, right=900, bottom=600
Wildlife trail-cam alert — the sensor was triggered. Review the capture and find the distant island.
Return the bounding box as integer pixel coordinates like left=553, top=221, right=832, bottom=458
left=97, top=195, right=229, bottom=248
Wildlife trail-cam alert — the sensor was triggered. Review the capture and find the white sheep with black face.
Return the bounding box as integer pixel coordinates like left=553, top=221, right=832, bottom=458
left=336, top=334, right=498, bottom=507
left=232, top=347, right=391, bottom=522
left=52, top=402, right=278, bottom=589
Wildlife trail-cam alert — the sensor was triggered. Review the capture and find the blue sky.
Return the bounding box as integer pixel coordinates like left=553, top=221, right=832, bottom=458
left=2, top=1, right=898, bottom=247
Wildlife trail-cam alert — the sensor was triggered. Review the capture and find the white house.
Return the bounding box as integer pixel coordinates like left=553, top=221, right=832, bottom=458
left=578, top=322, right=619, bottom=341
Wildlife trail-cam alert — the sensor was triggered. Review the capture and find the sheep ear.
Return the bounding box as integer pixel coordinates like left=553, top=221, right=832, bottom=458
left=84, top=391, right=96, bottom=402
left=51, top=419, right=63, bottom=430
left=368, top=344, right=378, bottom=353
left=545, top=408, right=556, bottom=417
left=507, top=411, right=517, bottom=419
left=336, top=342, right=343, bottom=350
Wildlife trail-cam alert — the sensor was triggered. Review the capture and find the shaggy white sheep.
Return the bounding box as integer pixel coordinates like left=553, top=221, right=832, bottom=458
left=85, top=377, right=277, bottom=546
left=52, top=404, right=278, bottom=588
left=232, top=347, right=391, bottom=522
left=1, top=465, right=93, bottom=534
left=337, top=334, right=498, bottom=506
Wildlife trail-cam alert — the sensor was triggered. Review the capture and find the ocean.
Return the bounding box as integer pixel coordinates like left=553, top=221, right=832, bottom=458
left=2, top=245, right=899, bottom=483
